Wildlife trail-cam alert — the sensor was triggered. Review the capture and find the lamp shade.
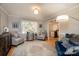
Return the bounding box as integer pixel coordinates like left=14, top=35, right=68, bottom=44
left=3, top=27, right=9, bottom=32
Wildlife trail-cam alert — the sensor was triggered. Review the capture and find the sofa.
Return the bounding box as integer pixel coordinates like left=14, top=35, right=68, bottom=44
left=56, top=33, right=79, bottom=56
left=56, top=41, right=79, bottom=56
left=11, top=31, right=24, bottom=46
left=12, top=37, right=24, bottom=46
left=56, top=41, right=66, bottom=56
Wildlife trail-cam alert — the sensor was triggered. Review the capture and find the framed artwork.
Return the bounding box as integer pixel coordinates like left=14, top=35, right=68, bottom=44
left=12, top=22, right=19, bottom=28
left=39, top=24, right=42, bottom=28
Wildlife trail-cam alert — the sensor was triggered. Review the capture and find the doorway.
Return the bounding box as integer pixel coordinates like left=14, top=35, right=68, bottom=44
left=48, top=20, right=59, bottom=40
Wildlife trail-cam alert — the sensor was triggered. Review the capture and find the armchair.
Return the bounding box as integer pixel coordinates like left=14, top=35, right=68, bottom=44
left=11, top=31, right=24, bottom=46
left=37, top=33, right=46, bottom=41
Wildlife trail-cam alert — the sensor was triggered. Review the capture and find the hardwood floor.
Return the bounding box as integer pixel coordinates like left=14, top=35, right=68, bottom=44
left=7, top=47, right=15, bottom=56
left=46, top=38, right=57, bottom=47
left=7, top=38, right=57, bottom=56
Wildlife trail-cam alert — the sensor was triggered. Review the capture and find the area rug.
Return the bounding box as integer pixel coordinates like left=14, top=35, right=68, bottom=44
left=12, top=40, right=57, bottom=56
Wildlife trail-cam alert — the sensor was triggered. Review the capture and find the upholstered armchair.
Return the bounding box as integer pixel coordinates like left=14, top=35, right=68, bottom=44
left=11, top=31, right=24, bottom=46
left=37, top=33, right=46, bottom=41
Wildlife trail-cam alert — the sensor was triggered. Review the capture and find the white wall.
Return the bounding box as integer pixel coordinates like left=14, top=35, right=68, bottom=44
left=60, top=17, right=79, bottom=34
left=8, top=16, right=48, bottom=34
left=49, top=17, right=79, bottom=36
left=1, top=10, right=79, bottom=35
left=37, top=21, right=47, bottom=33
left=8, top=16, right=21, bottom=33
left=0, top=9, right=8, bottom=34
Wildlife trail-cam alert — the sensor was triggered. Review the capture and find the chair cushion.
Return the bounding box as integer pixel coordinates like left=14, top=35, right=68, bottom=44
left=65, top=46, right=79, bottom=55
left=56, top=41, right=66, bottom=55
left=37, top=34, right=45, bottom=40
left=62, top=38, right=72, bottom=48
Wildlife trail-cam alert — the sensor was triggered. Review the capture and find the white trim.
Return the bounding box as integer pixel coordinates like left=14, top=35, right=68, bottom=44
left=47, top=21, right=49, bottom=40
left=0, top=6, right=9, bottom=15
left=8, top=14, right=22, bottom=18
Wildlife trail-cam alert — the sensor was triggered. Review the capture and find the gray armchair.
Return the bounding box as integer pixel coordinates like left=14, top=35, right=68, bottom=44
left=11, top=31, right=24, bottom=46
left=12, top=37, right=24, bottom=45
left=37, top=33, right=45, bottom=41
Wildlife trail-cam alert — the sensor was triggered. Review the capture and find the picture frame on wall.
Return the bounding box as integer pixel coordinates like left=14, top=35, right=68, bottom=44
left=12, top=22, right=19, bottom=28
left=39, top=24, right=42, bottom=28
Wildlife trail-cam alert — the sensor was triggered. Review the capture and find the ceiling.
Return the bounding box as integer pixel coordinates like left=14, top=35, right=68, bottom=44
left=0, top=3, right=79, bottom=21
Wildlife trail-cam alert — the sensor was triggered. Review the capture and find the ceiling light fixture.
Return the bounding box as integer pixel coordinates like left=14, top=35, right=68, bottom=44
left=56, top=15, right=69, bottom=22
left=33, top=8, right=39, bottom=15
left=32, top=6, right=40, bottom=15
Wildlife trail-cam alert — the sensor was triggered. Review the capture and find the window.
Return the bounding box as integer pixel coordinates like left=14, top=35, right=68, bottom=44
left=21, top=21, right=38, bottom=33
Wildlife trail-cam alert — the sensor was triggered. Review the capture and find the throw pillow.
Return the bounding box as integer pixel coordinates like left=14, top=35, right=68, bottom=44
left=62, top=38, right=72, bottom=48
left=70, top=34, right=79, bottom=45
left=65, top=46, right=79, bottom=54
